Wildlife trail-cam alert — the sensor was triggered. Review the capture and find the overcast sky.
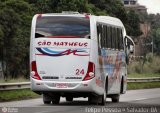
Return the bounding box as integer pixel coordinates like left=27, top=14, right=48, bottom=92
left=138, top=0, right=160, bottom=14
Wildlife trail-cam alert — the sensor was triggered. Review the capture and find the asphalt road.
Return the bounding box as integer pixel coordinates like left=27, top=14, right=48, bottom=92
left=0, top=88, right=160, bottom=113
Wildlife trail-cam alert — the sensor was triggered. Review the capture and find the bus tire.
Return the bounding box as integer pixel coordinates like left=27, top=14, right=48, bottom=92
left=88, top=95, right=95, bottom=104
left=43, top=94, right=51, bottom=104
left=99, top=92, right=106, bottom=105
left=66, top=97, right=73, bottom=102
left=99, top=79, right=107, bottom=106
left=51, top=95, right=60, bottom=104
left=120, top=77, right=124, bottom=94
left=111, top=94, right=119, bottom=103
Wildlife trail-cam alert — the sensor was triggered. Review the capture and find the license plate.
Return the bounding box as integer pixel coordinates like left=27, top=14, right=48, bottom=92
left=56, top=83, right=68, bottom=88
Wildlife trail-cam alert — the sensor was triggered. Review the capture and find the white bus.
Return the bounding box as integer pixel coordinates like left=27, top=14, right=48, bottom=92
left=30, top=12, right=128, bottom=105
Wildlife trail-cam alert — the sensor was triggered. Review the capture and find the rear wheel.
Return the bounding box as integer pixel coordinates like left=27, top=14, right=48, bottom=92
left=120, top=77, right=124, bottom=94
left=51, top=95, right=60, bottom=104
left=66, top=97, right=73, bottom=102
left=43, top=100, right=51, bottom=104
left=111, top=94, right=120, bottom=103
left=88, top=81, right=107, bottom=106
left=43, top=94, right=51, bottom=104
left=99, top=91, right=106, bottom=105
left=99, top=80, right=107, bottom=105
left=88, top=95, right=97, bottom=105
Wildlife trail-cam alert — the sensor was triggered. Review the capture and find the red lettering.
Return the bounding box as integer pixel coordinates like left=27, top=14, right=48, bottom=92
left=79, top=43, right=83, bottom=46
left=47, top=42, right=51, bottom=46
left=38, top=41, right=51, bottom=46
left=76, top=69, right=84, bottom=75
left=59, top=42, right=64, bottom=46
left=38, top=42, right=42, bottom=46
left=64, top=42, right=68, bottom=46
left=53, top=42, right=60, bottom=46
left=38, top=41, right=89, bottom=47
left=84, top=42, right=88, bottom=47
left=74, top=42, right=78, bottom=46
left=43, top=41, right=46, bottom=45
left=68, top=42, right=74, bottom=46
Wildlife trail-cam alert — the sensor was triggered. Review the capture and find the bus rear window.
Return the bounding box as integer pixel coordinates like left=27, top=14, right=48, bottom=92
left=35, top=16, right=90, bottom=38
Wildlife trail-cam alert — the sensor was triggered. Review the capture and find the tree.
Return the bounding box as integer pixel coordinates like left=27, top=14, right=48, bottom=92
left=126, top=10, right=142, bottom=36
left=150, top=28, right=160, bottom=55
left=90, top=0, right=128, bottom=21
left=0, top=0, right=33, bottom=79
left=31, top=0, right=89, bottom=13
left=0, top=8, right=21, bottom=79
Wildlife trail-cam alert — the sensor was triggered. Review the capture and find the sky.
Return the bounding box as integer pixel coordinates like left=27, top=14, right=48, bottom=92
left=138, top=0, right=160, bottom=14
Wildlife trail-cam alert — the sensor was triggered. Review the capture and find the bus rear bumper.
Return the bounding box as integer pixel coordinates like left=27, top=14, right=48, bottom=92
left=30, top=77, right=104, bottom=95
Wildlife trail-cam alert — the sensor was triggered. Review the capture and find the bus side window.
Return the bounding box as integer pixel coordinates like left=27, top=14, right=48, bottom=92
left=120, top=29, right=124, bottom=50
left=115, top=28, right=118, bottom=50
left=97, top=24, right=102, bottom=55
left=103, top=26, right=106, bottom=48
left=101, top=25, right=105, bottom=48
left=111, top=27, right=115, bottom=49
left=107, top=26, right=111, bottom=49
left=106, top=26, right=109, bottom=48
left=105, top=26, right=108, bottom=48
left=117, top=28, right=121, bottom=50
left=97, top=24, right=102, bottom=48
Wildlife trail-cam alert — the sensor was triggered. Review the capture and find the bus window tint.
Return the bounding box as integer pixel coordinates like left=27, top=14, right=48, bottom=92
left=97, top=24, right=102, bottom=48
left=115, top=28, right=118, bottom=49
left=117, top=28, right=120, bottom=50
left=111, top=27, right=115, bottom=49
left=35, top=16, right=90, bottom=38
left=120, top=29, right=124, bottom=50
left=104, top=26, right=107, bottom=48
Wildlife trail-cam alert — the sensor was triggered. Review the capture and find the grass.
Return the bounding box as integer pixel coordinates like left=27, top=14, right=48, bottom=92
left=0, top=89, right=40, bottom=102
left=128, top=55, right=160, bottom=74
left=128, top=73, right=160, bottom=78
left=127, top=82, right=160, bottom=90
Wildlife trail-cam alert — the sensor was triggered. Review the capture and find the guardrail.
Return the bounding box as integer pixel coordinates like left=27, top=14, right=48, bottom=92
left=0, top=82, right=30, bottom=91
left=127, top=77, right=160, bottom=83
left=0, top=77, right=160, bottom=91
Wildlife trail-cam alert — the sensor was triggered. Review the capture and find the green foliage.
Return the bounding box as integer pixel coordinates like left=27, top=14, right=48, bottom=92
left=127, top=82, right=160, bottom=90
left=31, top=0, right=89, bottom=13
left=0, top=0, right=33, bottom=79
left=128, top=73, right=160, bottom=78
left=89, top=0, right=128, bottom=23
left=126, top=10, right=142, bottom=36
left=153, top=28, right=160, bottom=54
left=0, top=89, right=40, bottom=101
left=128, top=55, right=160, bottom=74
left=141, top=13, right=160, bottom=55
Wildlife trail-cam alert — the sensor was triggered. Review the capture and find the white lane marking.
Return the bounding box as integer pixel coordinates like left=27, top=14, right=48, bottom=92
left=35, top=111, right=50, bottom=113
left=132, top=98, right=148, bottom=101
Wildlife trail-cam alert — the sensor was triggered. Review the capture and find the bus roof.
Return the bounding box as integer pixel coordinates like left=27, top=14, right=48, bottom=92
left=36, top=13, right=124, bottom=27
left=96, top=16, right=124, bottom=28
left=35, top=13, right=90, bottom=18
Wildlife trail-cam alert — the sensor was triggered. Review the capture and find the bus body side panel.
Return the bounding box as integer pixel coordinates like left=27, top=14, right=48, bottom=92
left=122, top=32, right=127, bottom=94
left=95, top=16, right=127, bottom=95
left=89, top=16, right=105, bottom=95
left=100, top=49, right=126, bottom=95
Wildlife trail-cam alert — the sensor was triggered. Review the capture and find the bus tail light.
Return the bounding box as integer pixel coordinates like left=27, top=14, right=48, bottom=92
left=31, top=61, right=41, bottom=80
left=83, top=62, right=95, bottom=81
